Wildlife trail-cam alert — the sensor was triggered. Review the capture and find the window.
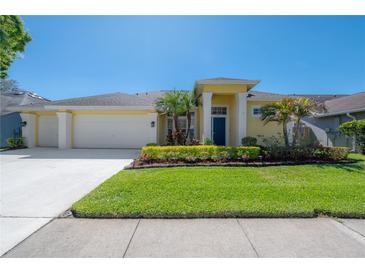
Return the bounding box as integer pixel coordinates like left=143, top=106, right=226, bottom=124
left=212, top=106, right=227, bottom=115
left=167, top=112, right=195, bottom=140
left=252, top=106, right=262, bottom=117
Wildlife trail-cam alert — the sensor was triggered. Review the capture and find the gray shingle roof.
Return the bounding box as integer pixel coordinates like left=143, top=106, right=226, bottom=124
left=9, top=89, right=363, bottom=115
left=8, top=91, right=168, bottom=111
left=47, top=92, right=153, bottom=107
left=296, top=94, right=347, bottom=104
left=248, top=91, right=290, bottom=101
left=322, top=91, right=365, bottom=115
left=0, top=91, right=50, bottom=114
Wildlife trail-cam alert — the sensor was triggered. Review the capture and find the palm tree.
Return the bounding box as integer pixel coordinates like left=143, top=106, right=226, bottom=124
left=180, top=90, right=197, bottom=144
left=292, top=97, right=315, bottom=146
left=260, top=98, right=295, bottom=147
left=155, top=90, right=184, bottom=144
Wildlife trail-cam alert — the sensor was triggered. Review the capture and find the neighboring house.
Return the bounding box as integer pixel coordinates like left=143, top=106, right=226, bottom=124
left=302, top=91, right=365, bottom=151
left=0, top=91, right=49, bottom=147
left=8, top=77, right=364, bottom=150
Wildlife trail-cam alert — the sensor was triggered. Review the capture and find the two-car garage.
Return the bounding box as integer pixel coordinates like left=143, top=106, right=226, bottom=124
left=18, top=92, right=161, bottom=149
left=36, top=113, right=157, bottom=149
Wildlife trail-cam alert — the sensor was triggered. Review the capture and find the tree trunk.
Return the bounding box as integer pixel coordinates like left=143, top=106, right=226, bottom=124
left=283, top=122, right=289, bottom=147
left=173, top=113, right=179, bottom=145
left=185, top=112, right=192, bottom=145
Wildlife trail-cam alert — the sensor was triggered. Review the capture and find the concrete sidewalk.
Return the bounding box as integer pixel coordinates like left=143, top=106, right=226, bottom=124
left=3, top=217, right=365, bottom=258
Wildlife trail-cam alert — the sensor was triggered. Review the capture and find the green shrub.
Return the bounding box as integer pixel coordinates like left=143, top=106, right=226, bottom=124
left=140, top=145, right=261, bottom=162
left=262, top=146, right=349, bottom=161
left=203, top=138, right=214, bottom=145
left=145, top=143, right=158, bottom=146
left=241, top=136, right=257, bottom=146
left=339, top=119, right=365, bottom=153
left=6, top=137, right=24, bottom=149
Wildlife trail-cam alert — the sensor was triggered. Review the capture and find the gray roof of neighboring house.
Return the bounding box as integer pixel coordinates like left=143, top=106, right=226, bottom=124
left=319, top=91, right=365, bottom=116
left=248, top=91, right=290, bottom=101
left=290, top=94, right=347, bottom=104
left=0, top=91, right=50, bottom=115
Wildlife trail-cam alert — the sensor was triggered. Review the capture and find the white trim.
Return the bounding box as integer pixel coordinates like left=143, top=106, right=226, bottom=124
left=7, top=105, right=155, bottom=112
left=202, top=92, right=213, bottom=141
left=57, top=112, right=72, bottom=149
left=45, top=105, right=154, bottom=110
left=211, top=104, right=229, bottom=146
left=236, top=93, right=247, bottom=146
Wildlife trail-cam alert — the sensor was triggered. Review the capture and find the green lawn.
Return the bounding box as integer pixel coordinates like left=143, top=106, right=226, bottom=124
left=72, top=154, right=365, bottom=218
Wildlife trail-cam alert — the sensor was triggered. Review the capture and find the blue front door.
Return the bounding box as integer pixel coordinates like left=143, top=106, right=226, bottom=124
left=212, top=117, right=226, bottom=146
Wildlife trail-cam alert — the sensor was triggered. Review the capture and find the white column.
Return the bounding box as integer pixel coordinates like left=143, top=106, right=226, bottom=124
left=57, top=112, right=72, bottom=149
left=148, top=112, right=158, bottom=144
left=202, top=92, right=213, bottom=142
left=236, top=92, right=247, bottom=146
left=20, top=113, right=37, bottom=148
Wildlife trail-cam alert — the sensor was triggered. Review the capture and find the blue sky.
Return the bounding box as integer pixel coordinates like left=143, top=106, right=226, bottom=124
left=8, top=16, right=365, bottom=100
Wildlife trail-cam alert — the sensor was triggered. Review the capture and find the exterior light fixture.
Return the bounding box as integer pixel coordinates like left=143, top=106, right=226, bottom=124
left=151, top=121, right=155, bottom=128
left=21, top=121, right=27, bottom=127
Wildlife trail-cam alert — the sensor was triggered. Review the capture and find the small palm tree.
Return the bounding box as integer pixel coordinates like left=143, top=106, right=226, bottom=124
left=292, top=97, right=315, bottom=146
left=261, top=98, right=295, bottom=147
left=180, top=90, right=197, bottom=144
left=155, top=90, right=184, bottom=144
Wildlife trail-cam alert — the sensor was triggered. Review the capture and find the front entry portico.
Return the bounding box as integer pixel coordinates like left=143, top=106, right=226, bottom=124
left=195, top=78, right=260, bottom=146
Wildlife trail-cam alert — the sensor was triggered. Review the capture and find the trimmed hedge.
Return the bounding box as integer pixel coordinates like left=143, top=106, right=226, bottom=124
left=140, top=145, right=350, bottom=163
left=262, top=146, right=350, bottom=161
left=140, top=145, right=261, bottom=162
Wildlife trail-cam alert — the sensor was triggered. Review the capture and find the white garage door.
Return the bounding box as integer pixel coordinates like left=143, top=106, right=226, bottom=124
left=73, top=114, right=152, bottom=148
left=38, top=115, right=58, bottom=147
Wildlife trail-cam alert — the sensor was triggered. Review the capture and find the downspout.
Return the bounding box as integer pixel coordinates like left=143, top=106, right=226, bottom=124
left=346, top=112, right=356, bottom=152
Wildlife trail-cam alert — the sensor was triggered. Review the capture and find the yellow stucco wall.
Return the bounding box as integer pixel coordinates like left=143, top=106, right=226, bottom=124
left=197, top=98, right=282, bottom=146
left=29, top=99, right=283, bottom=147
left=158, top=114, right=166, bottom=145
left=246, top=101, right=282, bottom=144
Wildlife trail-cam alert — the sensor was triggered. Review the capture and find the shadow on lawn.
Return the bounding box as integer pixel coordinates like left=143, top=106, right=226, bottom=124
left=316, top=160, right=364, bottom=173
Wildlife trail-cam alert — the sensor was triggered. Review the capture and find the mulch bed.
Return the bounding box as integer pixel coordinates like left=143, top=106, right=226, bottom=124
left=125, top=159, right=357, bottom=169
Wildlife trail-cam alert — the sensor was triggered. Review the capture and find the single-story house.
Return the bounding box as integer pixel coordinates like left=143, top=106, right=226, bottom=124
left=8, top=77, right=364, bottom=150
left=0, top=91, right=49, bottom=147
left=302, top=91, right=365, bottom=151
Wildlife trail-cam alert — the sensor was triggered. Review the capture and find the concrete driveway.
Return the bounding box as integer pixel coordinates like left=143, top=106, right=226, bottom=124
left=0, top=148, right=138, bottom=255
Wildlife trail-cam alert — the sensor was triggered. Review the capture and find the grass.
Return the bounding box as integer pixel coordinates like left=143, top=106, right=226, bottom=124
left=72, top=153, right=365, bottom=218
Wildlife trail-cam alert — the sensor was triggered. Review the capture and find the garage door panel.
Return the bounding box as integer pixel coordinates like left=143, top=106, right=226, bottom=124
left=38, top=116, right=58, bottom=147
left=73, top=115, right=151, bottom=148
